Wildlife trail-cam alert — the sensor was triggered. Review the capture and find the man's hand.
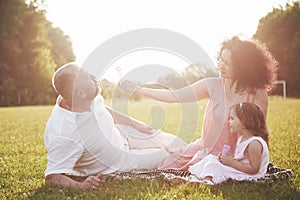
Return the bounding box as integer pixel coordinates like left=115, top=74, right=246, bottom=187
left=79, top=173, right=103, bottom=190
left=132, top=120, right=153, bottom=134
left=45, top=173, right=103, bottom=190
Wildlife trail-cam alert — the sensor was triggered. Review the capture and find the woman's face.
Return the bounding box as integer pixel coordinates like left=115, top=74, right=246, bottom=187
left=218, top=49, right=233, bottom=79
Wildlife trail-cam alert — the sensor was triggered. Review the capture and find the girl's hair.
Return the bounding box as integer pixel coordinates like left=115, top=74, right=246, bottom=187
left=231, top=102, right=269, bottom=145
left=217, top=36, right=278, bottom=93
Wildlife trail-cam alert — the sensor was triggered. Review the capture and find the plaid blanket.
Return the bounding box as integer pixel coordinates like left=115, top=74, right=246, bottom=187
left=100, top=163, right=292, bottom=184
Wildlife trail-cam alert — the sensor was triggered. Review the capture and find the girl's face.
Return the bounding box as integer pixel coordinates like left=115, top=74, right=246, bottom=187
left=228, top=109, right=243, bottom=134
left=218, top=49, right=233, bottom=79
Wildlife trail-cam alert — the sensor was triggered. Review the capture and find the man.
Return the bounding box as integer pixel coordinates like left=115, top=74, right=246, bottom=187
left=44, top=62, right=186, bottom=189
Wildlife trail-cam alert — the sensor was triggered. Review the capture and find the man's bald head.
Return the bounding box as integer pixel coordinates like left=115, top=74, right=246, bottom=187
left=52, top=62, right=80, bottom=100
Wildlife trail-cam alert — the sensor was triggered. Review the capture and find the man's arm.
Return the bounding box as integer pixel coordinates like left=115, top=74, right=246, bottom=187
left=105, top=106, right=134, bottom=126
left=44, top=137, right=102, bottom=189
left=105, top=106, right=153, bottom=133
left=45, top=173, right=102, bottom=189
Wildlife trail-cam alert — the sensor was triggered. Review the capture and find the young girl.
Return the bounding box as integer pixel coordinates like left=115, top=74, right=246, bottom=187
left=189, top=102, right=269, bottom=185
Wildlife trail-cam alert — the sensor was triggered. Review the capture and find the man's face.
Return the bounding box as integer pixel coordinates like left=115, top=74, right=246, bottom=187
left=76, top=69, right=100, bottom=101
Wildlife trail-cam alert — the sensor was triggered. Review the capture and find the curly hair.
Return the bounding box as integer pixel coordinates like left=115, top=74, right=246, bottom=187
left=217, top=36, right=278, bottom=93
left=231, top=102, right=269, bottom=146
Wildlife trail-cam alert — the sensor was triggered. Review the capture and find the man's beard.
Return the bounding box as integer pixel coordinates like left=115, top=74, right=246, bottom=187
left=86, top=86, right=100, bottom=101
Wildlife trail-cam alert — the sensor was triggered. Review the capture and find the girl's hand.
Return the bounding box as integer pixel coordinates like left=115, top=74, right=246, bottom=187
left=119, top=79, right=139, bottom=93
left=219, top=155, right=235, bottom=166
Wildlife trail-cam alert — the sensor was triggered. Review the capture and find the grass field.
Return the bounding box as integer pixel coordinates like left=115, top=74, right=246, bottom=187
left=0, top=97, right=299, bottom=199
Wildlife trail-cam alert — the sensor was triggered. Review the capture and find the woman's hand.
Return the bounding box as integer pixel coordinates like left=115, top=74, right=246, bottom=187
left=118, top=79, right=139, bottom=93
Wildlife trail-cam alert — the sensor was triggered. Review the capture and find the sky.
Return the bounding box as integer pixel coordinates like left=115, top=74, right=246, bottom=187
left=44, top=0, right=288, bottom=82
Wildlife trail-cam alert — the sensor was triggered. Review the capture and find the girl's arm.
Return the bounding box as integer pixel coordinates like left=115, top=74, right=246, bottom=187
left=119, top=78, right=210, bottom=103
left=220, top=140, right=263, bottom=175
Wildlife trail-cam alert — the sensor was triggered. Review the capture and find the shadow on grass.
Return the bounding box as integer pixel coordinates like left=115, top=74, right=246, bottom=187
left=210, top=179, right=300, bottom=200
left=28, top=178, right=300, bottom=199
left=28, top=178, right=172, bottom=200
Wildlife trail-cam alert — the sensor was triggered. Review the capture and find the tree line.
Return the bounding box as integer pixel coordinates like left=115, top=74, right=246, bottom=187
left=0, top=0, right=75, bottom=106
left=254, top=1, right=300, bottom=97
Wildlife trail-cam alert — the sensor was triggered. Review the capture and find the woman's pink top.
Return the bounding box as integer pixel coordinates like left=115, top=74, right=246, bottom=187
left=158, top=77, right=256, bottom=170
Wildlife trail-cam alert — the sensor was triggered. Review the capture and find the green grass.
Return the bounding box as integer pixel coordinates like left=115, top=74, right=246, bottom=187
left=0, top=97, right=299, bottom=199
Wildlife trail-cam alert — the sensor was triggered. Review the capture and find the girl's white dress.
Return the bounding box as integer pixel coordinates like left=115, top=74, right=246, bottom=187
left=189, top=135, right=269, bottom=184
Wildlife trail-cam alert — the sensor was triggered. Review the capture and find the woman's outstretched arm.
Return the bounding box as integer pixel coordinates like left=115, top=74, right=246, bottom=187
left=119, top=79, right=210, bottom=103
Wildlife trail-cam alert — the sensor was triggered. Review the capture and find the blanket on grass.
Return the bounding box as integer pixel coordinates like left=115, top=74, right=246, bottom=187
left=99, top=163, right=292, bottom=184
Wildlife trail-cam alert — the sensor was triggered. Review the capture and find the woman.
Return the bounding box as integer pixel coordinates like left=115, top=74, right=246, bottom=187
left=119, top=36, right=277, bottom=170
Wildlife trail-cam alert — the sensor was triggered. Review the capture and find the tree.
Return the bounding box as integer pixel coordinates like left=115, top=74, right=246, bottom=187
left=254, top=1, right=300, bottom=97
left=0, top=0, right=24, bottom=105
left=182, top=63, right=218, bottom=84
left=48, top=26, right=76, bottom=68
left=100, top=79, right=116, bottom=99
left=157, top=73, right=187, bottom=89
left=0, top=0, right=75, bottom=106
